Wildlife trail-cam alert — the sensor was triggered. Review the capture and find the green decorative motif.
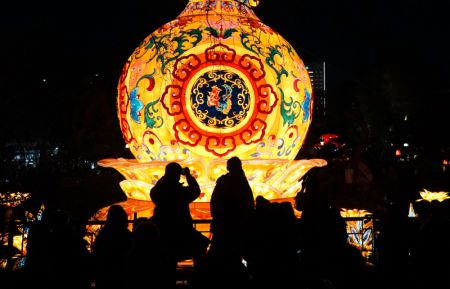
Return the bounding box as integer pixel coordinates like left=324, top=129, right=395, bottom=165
left=138, top=26, right=203, bottom=74
left=144, top=99, right=163, bottom=129
left=240, top=32, right=264, bottom=56
left=266, top=46, right=289, bottom=85
left=205, top=27, right=238, bottom=39
left=279, top=88, right=301, bottom=126
left=240, top=33, right=289, bottom=85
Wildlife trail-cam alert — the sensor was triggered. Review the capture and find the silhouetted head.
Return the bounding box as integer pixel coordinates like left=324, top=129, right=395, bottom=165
left=279, top=201, right=296, bottom=220
left=255, top=195, right=271, bottom=213
left=326, top=207, right=348, bottom=245
left=132, top=220, right=161, bottom=249
left=296, top=169, right=330, bottom=214
left=165, top=162, right=183, bottom=180
left=106, top=204, right=129, bottom=229
left=227, top=156, right=243, bottom=173
left=300, top=169, right=320, bottom=195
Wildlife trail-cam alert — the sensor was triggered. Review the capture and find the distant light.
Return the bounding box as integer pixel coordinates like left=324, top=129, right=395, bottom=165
left=408, top=202, right=416, bottom=218
left=95, top=73, right=100, bottom=77
left=444, top=159, right=449, bottom=165
left=125, top=144, right=130, bottom=149
left=403, top=143, right=409, bottom=147
left=320, top=141, right=324, bottom=146
left=417, top=189, right=450, bottom=202
left=42, top=78, right=47, bottom=83
left=91, top=163, right=96, bottom=170
left=404, top=115, right=408, bottom=121
left=395, top=149, right=401, bottom=156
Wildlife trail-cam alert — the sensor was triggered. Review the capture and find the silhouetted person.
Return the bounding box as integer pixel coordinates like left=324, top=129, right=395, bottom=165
left=23, top=207, right=54, bottom=286
left=247, top=198, right=301, bottom=288
left=271, top=201, right=302, bottom=286
left=382, top=159, right=417, bottom=210
left=299, top=207, right=370, bottom=289
left=126, top=220, right=172, bottom=289
left=203, top=156, right=254, bottom=288
left=24, top=207, right=91, bottom=289
left=132, top=216, right=149, bottom=231
left=92, top=204, right=132, bottom=289
left=411, top=200, right=450, bottom=289
left=296, top=168, right=330, bottom=219
left=376, top=202, right=414, bottom=289
left=150, top=162, right=209, bottom=285
left=66, top=216, right=94, bottom=289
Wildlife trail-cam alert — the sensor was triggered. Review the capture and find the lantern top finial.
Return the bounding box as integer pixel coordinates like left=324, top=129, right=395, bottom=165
left=180, top=0, right=259, bottom=18
left=237, top=0, right=260, bottom=7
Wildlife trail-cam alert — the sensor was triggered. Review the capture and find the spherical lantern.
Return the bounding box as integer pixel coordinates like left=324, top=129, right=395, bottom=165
left=98, top=0, right=326, bottom=218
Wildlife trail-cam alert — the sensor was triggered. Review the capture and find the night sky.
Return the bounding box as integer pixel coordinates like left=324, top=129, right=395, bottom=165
left=1, top=0, right=449, bottom=206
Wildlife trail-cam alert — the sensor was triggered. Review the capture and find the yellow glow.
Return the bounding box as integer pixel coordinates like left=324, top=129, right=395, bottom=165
left=416, top=189, right=450, bottom=202
left=98, top=0, right=325, bottom=219
left=1, top=235, right=26, bottom=256
left=13, top=236, right=25, bottom=255
left=340, top=208, right=373, bottom=259
left=340, top=208, right=371, bottom=218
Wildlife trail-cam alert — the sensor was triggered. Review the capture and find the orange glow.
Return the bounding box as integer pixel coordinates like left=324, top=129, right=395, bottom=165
left=0, top=192, right=31, bottom=207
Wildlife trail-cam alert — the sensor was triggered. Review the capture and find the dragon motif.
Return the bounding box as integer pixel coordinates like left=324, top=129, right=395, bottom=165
left=207, top=84, right=233, bottom=115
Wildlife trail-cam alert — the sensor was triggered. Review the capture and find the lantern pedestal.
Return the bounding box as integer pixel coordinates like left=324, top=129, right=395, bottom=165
left=98, top=157, right=327, bottom=219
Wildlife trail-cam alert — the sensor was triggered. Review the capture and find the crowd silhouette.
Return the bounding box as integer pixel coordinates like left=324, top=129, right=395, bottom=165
left=3, top=156, right=450, bottom=289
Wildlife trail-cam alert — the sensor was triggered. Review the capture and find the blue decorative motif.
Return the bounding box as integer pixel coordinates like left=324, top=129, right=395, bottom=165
left=301, top=88, right=311, bottom=123
left=130, top=87, right=144, bottom=123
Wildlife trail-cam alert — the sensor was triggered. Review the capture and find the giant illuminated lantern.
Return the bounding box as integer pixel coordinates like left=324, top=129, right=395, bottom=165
left=98, top=0, right=326, bottom=219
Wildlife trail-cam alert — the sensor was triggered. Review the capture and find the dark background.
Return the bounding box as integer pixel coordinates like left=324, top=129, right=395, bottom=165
left=1, top=0, right=449, bottom=216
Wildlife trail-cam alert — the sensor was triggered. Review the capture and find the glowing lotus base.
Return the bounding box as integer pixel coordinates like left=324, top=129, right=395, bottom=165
left=416, top=189, right=450, bottom=203
left=98, top=157, right=327, bottom=219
